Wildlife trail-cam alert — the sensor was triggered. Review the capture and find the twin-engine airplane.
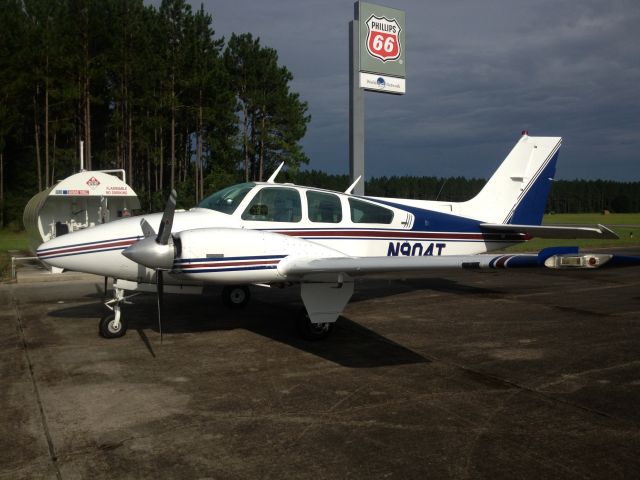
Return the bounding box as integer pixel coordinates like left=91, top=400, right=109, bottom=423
left=37, top=133, right=628, bottom=341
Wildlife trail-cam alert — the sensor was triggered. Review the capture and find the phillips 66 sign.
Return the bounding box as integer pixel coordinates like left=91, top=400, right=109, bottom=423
left=366, top=14, right=401, bottom=62
left=358, top=2, right=406, bottom=94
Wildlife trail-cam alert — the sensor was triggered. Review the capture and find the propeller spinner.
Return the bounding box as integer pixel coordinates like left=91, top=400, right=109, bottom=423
left=122, top=190, right=177, bottom=269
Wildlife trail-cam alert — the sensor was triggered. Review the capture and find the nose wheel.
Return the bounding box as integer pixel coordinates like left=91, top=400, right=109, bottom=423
left=99, top=312, right=127, bottom=338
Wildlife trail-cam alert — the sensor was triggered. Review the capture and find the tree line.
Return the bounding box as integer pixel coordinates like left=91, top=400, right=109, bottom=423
left=0, top=1, right=638, bottom=229
left=0, top=0, right=310, bottom=227
left=286, top=171, right=640, bottom=215
left=362, top=176, right=640, bottom=214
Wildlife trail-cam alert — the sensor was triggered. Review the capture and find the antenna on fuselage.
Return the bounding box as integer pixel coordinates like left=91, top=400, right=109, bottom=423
left=266, top=162, right=285, bottom=183
left=344, top=176, right=361, bottom=195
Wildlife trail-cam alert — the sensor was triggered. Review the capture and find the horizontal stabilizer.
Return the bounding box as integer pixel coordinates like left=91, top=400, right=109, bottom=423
left=480, top=223, right=619, bottom=239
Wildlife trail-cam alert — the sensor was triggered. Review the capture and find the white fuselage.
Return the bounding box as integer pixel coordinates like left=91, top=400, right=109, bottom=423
left=36, top=182, right=523, bottom=285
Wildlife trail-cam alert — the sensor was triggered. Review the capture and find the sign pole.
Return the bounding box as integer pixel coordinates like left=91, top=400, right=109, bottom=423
left=349, top=2, right=406, bottom=196
left=349, top=5, right=365, bottom=196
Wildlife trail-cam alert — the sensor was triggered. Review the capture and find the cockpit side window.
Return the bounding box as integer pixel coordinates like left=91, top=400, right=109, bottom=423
left=241, top=187, right=302, bottom=222
left=348, top=198, right=394, bottom=224
left=306, top=191, right=342, bottom=223
left=197, top=183, right=255, bottom=214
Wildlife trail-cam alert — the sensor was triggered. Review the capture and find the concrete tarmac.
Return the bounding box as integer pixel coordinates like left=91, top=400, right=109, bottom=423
left=2, top=253, right=640, bottom=479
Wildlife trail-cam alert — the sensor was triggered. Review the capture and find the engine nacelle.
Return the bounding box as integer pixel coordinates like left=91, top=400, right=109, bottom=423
left=172, top=228, right=344, bottom=284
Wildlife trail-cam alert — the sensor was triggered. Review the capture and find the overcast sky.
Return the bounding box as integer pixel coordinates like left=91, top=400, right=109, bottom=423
left=182, top=0, right=639, bottom=180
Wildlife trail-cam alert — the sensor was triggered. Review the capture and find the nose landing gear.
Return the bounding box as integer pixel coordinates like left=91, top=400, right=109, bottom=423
left=100, top=284, right=140, bottom=339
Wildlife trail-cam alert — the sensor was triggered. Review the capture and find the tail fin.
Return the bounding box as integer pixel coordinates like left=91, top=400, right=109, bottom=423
left=460, top=134, right=561, bottom=225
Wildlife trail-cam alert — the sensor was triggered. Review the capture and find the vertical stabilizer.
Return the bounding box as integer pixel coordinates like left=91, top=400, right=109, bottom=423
left=458, top=134, right=561, bottom=225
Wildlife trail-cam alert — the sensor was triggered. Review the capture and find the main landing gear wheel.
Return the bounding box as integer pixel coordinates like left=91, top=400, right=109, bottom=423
left=99, top=313, right=128, bottom=339
left=296, top=309, right=333, bottom=341
left=222, top=285, right=251, bottom=308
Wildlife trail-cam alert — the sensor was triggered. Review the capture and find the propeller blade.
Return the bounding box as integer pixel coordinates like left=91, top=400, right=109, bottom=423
left=140, top=218, right=156, bottom=238
left=157, top=189, right=177, bottom=246
left=157, top=270, right=164, bottom=344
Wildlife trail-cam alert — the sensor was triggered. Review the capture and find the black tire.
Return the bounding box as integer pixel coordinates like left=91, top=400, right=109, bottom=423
left=222, top=285, right=251, bottom=308
left=99, top=313, right=128, bottom=339
left=295, top=308, right=333, bottom=341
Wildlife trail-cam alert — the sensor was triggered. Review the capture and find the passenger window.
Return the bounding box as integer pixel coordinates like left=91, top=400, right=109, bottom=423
left=241, top=187, right=302, bottom=222
left=348, top=198, right=394, bottom=224
left=306, top=191, right=342, bottom=223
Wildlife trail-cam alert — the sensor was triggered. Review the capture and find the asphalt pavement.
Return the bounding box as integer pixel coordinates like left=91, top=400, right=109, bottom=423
left=2, top=253, right=640, bottom=479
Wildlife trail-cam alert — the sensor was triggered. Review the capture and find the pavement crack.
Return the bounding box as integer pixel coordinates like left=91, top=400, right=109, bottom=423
left=11, top=289, right=63, bottom=480
left=411, top=355, right=616, bottom=480
left=419, top=351, right=621, bottom=422
left=537, top=360, right=640, bottom=390
left=552, top=305, right=609, bottom=317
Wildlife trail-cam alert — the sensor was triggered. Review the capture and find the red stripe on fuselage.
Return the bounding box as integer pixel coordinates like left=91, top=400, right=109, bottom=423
left=176, top=259, right=281, bottom=269
left=38, top=239, right=138, bottom=258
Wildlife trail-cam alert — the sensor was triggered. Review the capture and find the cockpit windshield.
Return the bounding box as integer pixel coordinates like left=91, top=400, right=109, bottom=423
left=196, top=182, right=255, bottom=214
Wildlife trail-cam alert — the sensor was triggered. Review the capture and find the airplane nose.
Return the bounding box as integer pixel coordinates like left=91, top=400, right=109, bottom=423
left=32, top=216, right=146, bottom=277
left=36, top=234, right=75, bottom=268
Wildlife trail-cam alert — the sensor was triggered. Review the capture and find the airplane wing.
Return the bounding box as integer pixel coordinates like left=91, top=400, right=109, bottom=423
left=480, top=223, right=618, bottom=239
left=277, top=248, right=634, bottom=279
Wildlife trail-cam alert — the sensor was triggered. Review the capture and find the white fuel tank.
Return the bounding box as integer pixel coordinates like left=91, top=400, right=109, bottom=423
left=23, top=170, right=140, bottom=255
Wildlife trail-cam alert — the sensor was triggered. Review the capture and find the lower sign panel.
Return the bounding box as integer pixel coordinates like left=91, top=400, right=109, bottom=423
left=359, top=73, right=406, bottom=94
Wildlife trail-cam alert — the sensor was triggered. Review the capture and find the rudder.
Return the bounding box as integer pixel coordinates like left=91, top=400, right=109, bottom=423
left=458, top=134, right=562, bottom=225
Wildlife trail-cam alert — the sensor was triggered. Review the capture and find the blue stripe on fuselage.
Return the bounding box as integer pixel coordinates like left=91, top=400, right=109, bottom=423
left=366, top=198, right=483, bottom=232
left=174, top=254, right=286, bottom=264
left=173, top=265, right=278, bottom=274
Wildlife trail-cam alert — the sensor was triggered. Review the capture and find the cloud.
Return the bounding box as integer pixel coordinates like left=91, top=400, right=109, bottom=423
left=185, top=0, right=640, bottom=180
